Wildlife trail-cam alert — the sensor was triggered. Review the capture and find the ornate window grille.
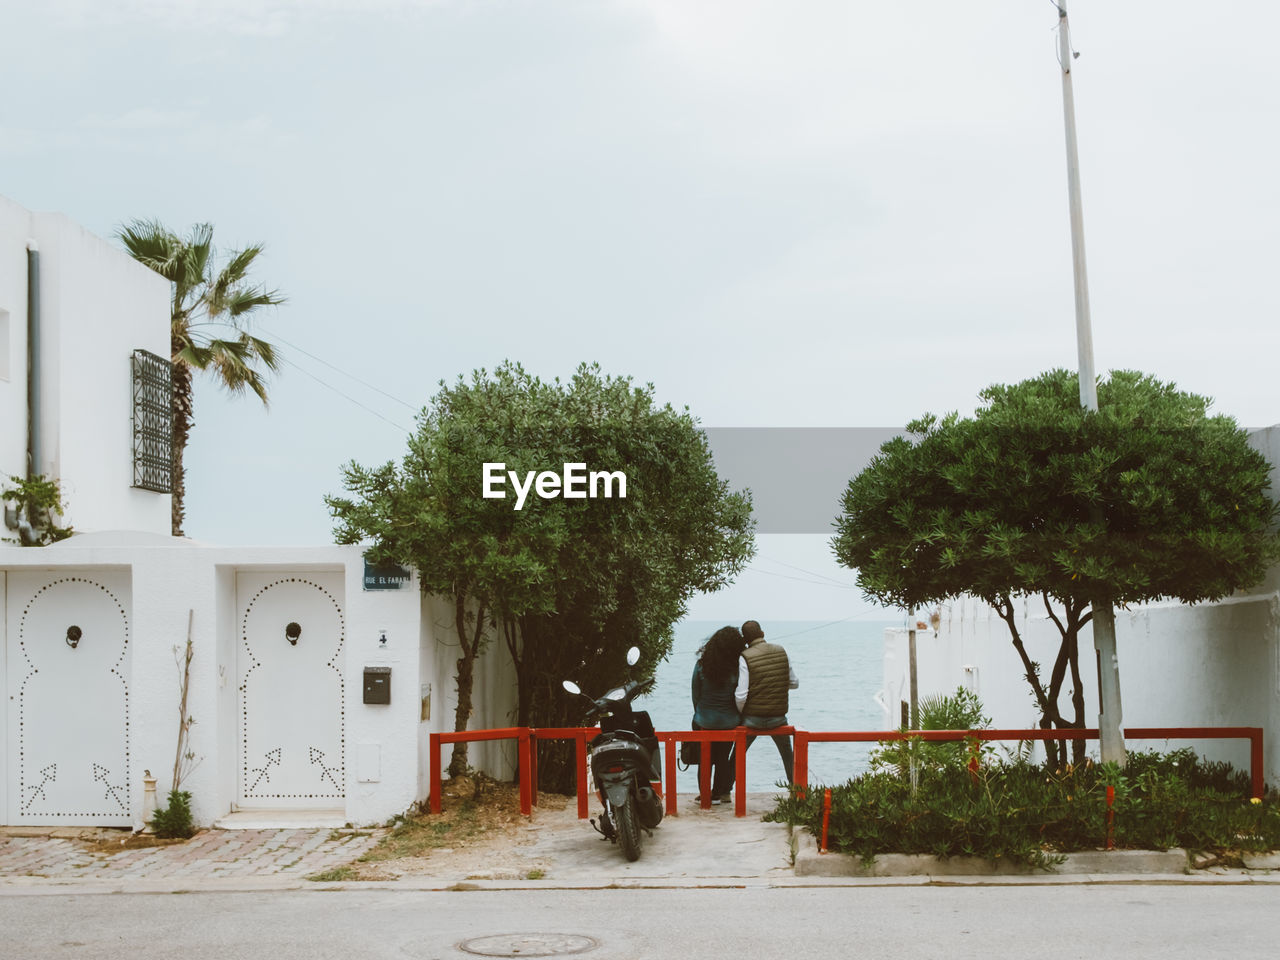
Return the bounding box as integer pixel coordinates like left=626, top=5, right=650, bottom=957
left=131, top=349, right=173, bottom=493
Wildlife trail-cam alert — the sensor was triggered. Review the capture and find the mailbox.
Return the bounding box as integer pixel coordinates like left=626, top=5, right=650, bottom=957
left=363, top=666, right=391, bottom=704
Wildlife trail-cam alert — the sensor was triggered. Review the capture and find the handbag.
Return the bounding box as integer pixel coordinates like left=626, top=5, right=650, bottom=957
left=679, top=739, right=700, bottom=766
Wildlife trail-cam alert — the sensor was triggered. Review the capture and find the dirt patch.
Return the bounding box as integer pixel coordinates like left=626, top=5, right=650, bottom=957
left=314, top=776, right=573, bottom=882
left=73, top=829, right=194, bottom=855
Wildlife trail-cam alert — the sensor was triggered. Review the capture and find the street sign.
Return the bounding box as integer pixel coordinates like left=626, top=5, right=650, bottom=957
left=363, top=559, right=411, bottom=591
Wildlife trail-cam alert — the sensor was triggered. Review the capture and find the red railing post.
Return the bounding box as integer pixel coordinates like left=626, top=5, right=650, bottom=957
left=664, top=734, right=678, bottom=816
left=529, top=731, right=539, bottom=810
left=577, top=730, right=591, bottom=819
left=517, top=729, right=534, bottom=816
left=735, top=728, right=747, bottom=814
left=1251, top=728, right=1265, bottom=800
left=734, top=728, right=747, bottom=818
left=793, top=728, right=808, bottom=800
left=429, top=732, right=442, bottom=814
left=1105, top=783, right=1116, bottom=850
left=699, top=739, right=712, bottom=809
left=820, top=787, right=832, bottom=854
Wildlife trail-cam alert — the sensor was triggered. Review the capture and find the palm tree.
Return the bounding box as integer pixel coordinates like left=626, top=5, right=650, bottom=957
left=117, top=219, right=286, bottom=536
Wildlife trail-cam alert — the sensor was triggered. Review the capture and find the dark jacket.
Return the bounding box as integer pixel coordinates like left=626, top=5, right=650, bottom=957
left=691, top=660, right=740, bottom=729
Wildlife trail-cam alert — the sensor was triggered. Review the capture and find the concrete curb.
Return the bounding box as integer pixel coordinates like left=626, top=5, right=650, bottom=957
left=6, top=872, right=1280, bottom=896
left=790, top=828, right=1191, bottom=877
left=1241, top=852, right=1280, bottom=869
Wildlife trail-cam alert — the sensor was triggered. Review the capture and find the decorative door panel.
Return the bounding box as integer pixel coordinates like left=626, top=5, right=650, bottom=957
left=5, top=572, right=132, bottom=825
left=236, top=573, right=345, bottom=807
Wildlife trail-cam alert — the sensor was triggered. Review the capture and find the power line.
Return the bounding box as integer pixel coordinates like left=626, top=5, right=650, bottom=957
left=278, top=356, right=413, bottom=434
left=260, top=326, right=420, bottom=412
left=768, top=611, right=889, bottom=642
left=753, top=553, right=855, bottom=588
left=743, top=567, right=859, bottom=589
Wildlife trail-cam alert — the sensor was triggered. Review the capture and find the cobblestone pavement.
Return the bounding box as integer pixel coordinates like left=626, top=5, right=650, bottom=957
left=0, top=827, right=383, bottom=882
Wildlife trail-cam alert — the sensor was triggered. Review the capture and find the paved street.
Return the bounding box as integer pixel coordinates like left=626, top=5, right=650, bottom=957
left=4, top=886, right=1280, bottom=960
left=4, top=797, right=1280, bottom=960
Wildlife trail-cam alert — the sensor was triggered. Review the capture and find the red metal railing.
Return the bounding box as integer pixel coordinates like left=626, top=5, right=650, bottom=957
left=429, top=728, right=535, bottom=815
left=429, top=724, right=1265, bottom=819
left=792, top=726, right=1265, bottom=800
left=658, top=727, right=793, bottom=818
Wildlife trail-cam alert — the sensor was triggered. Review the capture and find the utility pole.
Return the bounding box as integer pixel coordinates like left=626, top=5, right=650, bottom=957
left=907, top=615, right=919, bottom=730
left=1056, top=0, right=1126, bottom=766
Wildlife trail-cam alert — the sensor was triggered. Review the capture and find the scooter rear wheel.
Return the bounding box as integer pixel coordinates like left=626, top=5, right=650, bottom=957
left=615, top=796, right=642, bottom=862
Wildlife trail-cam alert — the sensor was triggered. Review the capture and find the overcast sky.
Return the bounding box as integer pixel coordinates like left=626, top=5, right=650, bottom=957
left=4, top=1, right=1278, bottom=620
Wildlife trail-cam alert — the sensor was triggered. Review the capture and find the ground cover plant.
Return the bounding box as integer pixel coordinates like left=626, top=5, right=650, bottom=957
left=769, top=747, right=1280, bottom=870
left=150, top=788, right=196, bottom=840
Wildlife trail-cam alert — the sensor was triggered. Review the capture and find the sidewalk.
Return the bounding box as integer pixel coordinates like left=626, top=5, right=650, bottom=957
left=0, top=824, right=382, bottom=889
left=3, top=793, right=1278, bottom=893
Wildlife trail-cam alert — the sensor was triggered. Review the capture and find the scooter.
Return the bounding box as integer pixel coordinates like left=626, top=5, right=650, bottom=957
left=562, top=647, right=664, bottom=861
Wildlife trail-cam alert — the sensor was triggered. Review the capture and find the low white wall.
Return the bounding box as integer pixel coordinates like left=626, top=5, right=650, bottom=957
left=885, top=592, right=1279, bottom=780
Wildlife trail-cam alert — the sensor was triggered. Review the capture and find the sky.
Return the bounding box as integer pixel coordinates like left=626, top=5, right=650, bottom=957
left=3, top=1, right=1278, bottom=621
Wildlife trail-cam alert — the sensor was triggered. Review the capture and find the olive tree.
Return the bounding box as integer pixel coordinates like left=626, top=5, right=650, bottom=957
left=327, top=361, right=754, bottom=781
left=832, top=369, right=1280, bottom=768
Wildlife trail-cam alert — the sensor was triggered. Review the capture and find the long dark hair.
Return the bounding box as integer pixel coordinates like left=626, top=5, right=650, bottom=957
left=698, top=626, right=745, bottom=685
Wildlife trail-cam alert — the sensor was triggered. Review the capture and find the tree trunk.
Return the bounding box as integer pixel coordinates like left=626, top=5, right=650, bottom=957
left=994, top=596, right=1063, bottom=767
left=1068, top=628, right=1087, bottom=766
left=446, top=594, right=488, bottom=777
left=506, top=617, right=532, bottom=729
left=170, top=351, right=193, bottom=537
left=530, top=679, right=580, bottom=795
left=449, top=651, right=475, bottom=777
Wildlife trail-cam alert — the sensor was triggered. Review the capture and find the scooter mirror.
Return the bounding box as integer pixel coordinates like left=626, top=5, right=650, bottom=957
left=626, top=646, right=640, bottom=666
left=604, top=687, right=626, bottom=701
left=562, top=680, right=581, bottom=696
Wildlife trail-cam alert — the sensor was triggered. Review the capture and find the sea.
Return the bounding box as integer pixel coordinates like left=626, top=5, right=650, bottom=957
left=633, top=618, right=896, bottom=793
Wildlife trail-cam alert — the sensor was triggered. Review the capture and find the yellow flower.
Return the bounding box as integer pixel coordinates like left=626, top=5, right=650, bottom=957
left=1251, top=797, right=1262, bottom=805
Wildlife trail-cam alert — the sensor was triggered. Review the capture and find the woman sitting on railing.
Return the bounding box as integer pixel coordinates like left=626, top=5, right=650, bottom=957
left=690, top=626, right=747, bottom=804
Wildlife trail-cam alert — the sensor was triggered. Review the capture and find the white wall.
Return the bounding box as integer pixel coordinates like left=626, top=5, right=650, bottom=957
left=0, top=536, right=519, bottom=827
left=0, top=195, right=34, bottom=483
left=417, top=594, right=519, bottom=802
left=882, top=424, right=1280, bottom=787
left=0, top=194, right=171, bottom=537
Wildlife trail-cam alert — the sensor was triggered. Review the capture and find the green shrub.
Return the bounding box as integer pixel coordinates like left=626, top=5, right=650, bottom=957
left=768, top=749, right=1280, bottom=869
left=2, top=474, right=73, bottom=545
left=870, top=686, right=994, bottom=777
left=151, top=789, right=195, bottom=839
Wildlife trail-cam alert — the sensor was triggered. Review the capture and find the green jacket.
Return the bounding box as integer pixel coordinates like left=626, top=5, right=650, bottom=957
left=742, top=640, right=790, bottom=718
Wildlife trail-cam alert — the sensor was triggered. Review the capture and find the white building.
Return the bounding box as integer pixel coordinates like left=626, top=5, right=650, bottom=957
left=1, top=196, right=515, bottom=829
left=0, top=193, right=171, bottom=536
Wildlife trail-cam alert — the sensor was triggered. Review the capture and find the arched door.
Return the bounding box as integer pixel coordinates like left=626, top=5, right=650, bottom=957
left=235, top=572, right=345, bottom=808
left=5, top=571, right=132, bottom=826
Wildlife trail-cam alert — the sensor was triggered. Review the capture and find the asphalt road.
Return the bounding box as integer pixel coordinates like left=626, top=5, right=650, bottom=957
left=4, top=886, right=1277, bottom=960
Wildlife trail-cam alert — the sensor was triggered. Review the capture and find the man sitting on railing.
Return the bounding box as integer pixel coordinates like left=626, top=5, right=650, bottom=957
left=736, top=620, right=799, bottom=783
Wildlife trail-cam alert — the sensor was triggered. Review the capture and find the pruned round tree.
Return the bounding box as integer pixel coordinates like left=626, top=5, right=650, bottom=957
left=327, top=361, right=754, bottom=783
left=832, top=369, right=1280, bottom=767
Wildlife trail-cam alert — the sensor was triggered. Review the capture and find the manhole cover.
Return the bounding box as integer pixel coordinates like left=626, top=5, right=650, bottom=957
left=458, top=934, right=598, bottom=957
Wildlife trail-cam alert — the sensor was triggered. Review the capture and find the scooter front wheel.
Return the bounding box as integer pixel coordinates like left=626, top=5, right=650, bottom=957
left=614, top=796, right=642, bottom=862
